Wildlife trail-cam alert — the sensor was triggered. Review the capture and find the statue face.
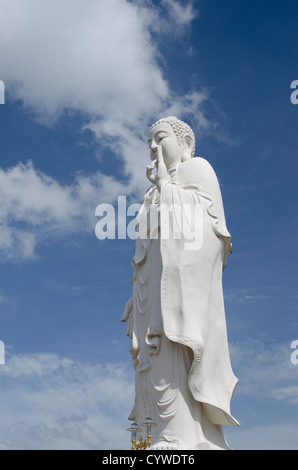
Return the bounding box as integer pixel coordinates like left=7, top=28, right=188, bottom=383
left=147, top=122, right=183, bottom=169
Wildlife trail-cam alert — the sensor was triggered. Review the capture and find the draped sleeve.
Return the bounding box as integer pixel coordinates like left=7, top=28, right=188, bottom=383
left=159, top=157, right=238, bottom=426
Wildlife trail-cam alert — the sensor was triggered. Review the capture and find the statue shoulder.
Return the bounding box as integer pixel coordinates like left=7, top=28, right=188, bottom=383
left=178, top=157, right=227, bottom=227
left=178, top=157, right=219, bottom=190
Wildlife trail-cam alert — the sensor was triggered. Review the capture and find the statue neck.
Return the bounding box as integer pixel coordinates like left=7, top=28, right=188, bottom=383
left=167, top=161, right=180, bottom=181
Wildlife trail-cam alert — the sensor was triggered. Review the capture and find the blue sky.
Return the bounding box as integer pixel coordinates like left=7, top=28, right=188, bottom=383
left=0, top=0, right=298, bottom=450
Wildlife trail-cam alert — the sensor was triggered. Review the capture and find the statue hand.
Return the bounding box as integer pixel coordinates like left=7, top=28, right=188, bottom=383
left=146, top=146, right=169, bottom=191
left=146, top=158, right=157, bottom=185
left=121, top=297, right=133, bottom=322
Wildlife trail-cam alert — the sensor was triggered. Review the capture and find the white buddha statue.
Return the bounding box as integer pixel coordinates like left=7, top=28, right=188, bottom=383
left=122, top=116, right=238, bottom=450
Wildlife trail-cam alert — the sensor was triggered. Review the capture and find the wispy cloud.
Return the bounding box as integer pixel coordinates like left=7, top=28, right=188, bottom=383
left=42, top=280, right=87, bottom=297
left=0, top=352, right=134, bottom=449
left=230, top=337, right=298, bottom=398
left=0, top=293, right=8, bottom=304
left=271, top=386, right=298, bottom=405
left=161, top=0, right=199, bottom=30
left=226, top=337, right=298, bottom=449
left=224, top=287, right=280, bottom=306
left=226, top=424, right=298, bottom=450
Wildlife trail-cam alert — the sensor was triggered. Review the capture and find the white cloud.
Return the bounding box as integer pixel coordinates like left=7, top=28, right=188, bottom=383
left=0, top=352, right=134, bottom=449
left=0, top=0, right=163, bottom=121
left=0, top=0, right=212, bottom=145
left=0, top=161, right=125, bottom=261
left=1, top=347, right=298, bottom=450
left=0, top=0, right=201, bottom=127
left=0, top=0, right=216, bottom=261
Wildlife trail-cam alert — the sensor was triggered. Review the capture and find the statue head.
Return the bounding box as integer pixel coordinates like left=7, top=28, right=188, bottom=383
left=148, top=116, right=196, bottom=168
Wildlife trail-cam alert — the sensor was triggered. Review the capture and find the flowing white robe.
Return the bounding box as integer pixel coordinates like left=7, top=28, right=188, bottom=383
left=125, top=157, right=238, bottom=450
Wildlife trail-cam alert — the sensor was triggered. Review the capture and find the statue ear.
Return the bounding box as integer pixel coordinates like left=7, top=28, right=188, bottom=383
left=182, top=134, right=194, bottom=161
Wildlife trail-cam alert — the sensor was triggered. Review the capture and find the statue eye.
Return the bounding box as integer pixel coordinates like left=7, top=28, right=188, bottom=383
left=158, top=137, right=164, bottom=142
